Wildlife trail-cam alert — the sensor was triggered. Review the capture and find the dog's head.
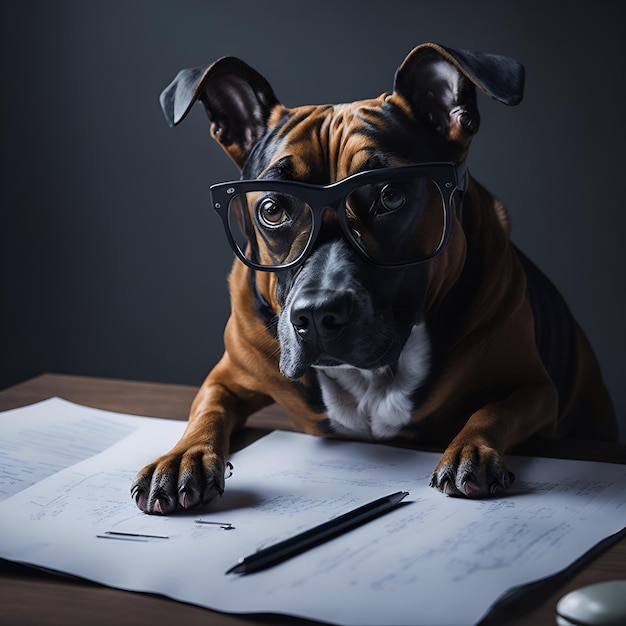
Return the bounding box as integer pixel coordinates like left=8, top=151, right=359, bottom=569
left=161, top=43, right=524, bottom=380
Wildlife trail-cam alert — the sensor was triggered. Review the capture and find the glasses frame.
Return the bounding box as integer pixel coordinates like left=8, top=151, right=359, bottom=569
left=210, top=161, right=463, bottom=271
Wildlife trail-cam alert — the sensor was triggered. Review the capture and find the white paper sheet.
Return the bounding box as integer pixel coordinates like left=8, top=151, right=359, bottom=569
left=0, top=398, right=163, bottom=501
left=0, top=398, right=625, bottom=626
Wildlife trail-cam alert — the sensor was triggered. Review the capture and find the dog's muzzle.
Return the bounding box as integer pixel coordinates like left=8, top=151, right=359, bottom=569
left=276, top=241, right=404, bottom=379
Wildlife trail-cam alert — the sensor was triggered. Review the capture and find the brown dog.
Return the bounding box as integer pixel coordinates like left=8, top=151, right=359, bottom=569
left=132, top=43, right=617, bottom=514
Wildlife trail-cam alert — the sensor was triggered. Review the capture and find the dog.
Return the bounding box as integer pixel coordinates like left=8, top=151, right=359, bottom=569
left=131, top=43, right=617, bottom=514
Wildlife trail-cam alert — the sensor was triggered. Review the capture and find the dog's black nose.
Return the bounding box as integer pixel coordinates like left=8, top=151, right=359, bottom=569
left=290, top=289, right=353, bottom=342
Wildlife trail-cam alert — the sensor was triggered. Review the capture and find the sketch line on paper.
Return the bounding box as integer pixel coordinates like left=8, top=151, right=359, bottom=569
left=195, top=521, right=235, bottom=530
left=97, top=531, right=169, bottom=542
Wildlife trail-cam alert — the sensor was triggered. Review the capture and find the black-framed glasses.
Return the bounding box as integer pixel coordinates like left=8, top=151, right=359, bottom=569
left=210, top=162, right=463, bottom=271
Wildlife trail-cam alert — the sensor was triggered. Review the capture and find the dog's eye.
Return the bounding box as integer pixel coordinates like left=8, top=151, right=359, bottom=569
left=378, top=185, right=406, bottom=213
left=257, top=197, right=288, bottom=227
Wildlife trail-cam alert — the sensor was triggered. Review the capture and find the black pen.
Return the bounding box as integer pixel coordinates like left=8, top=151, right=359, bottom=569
left=225, top=490, right=409, bottom=575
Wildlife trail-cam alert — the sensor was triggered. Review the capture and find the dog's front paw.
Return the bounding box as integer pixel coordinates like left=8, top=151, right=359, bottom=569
left=131, top=445, right=227, bottom=514
left=429, top=442, right=514, bottom=498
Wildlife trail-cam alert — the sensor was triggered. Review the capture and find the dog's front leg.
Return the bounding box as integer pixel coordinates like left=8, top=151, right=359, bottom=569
left=429, top=383, right=558, bottom=497
left=131, top=364, right=266, bottom=514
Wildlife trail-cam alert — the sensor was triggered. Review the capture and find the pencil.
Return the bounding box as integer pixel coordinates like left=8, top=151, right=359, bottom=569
left=225, top=490, right=409, bottom=575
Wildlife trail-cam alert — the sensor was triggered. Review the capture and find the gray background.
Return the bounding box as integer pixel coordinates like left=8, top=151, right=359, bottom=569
left=1, top=1, right=624, bottom=440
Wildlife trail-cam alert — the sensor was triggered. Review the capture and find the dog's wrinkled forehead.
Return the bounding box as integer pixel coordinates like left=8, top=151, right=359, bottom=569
left=241, top=98, right=432, bottom=184
left=159, top=43, right=524, bottom=180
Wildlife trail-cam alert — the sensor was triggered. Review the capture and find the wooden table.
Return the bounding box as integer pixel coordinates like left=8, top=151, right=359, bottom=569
left=1, top=373, right=624, bottom=626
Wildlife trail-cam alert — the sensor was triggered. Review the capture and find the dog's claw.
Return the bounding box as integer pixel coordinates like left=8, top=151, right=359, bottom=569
left=461, top=479, right=478, bottom=497
left=130, top=483, right=147, bottom=511
left=178, top=489, right=192, bottom=510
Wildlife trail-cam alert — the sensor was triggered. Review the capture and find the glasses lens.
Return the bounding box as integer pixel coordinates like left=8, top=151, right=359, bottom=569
left=227, top=191, right=314, bottom=268
left=345, top=176, right=445, bottom=265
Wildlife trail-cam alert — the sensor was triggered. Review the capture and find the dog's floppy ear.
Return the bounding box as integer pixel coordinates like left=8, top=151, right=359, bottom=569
left=159, top=57, right=280, bottom=168
left=394, top=43, right=524, bottom=142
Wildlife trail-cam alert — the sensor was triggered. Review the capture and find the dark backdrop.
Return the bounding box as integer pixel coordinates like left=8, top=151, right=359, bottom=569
left=1, top=1, right=624, bottom=440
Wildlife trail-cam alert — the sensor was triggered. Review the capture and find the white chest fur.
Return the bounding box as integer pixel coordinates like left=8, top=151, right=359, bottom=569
left=314, top=323, right=431, bottom=439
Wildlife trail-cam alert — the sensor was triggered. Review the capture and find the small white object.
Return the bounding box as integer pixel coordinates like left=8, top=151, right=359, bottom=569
left=556, top=580, right=626, bottom=626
